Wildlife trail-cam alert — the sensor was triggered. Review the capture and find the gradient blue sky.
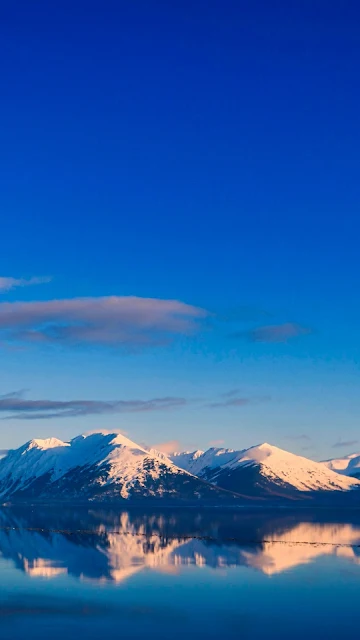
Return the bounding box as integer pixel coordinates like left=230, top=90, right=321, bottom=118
left=1, top=0, right=359, bottom=459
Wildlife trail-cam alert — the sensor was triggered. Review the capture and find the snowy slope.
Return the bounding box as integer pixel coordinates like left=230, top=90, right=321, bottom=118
left=322, top=452, right=360, bottom=478
left=171, top=443, right=360, bottom=496
left=0, top=432, right=238, bottom=503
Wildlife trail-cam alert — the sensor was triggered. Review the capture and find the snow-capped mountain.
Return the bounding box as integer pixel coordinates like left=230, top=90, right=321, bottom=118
left=171, top=443, right=360, bottom=498
left=1, top=433, right=359, bottom=504
left=0, top=431, right=239, bottom=504
left=322, top=452, right=360, bottom=478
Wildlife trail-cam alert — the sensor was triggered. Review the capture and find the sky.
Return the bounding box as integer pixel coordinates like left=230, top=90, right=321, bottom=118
left=0, top=0, right=359, bottom=460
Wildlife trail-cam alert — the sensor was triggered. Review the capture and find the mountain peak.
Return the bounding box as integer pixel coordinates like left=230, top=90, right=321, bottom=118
left=74, top=431, right=142, bottom=450
left=251, top=442, right=282, bottom=452
left=26, top=437, right=68, bottom=451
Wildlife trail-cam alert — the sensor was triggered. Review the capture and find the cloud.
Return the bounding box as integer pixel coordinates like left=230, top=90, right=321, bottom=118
left=0, top=276, right=51, bottom=293
left=231, top=322, right=312, bottom=343
left=220, top=388, right=242, bottom=398
left=206, top=395, right=270, bottom=409
left=332, top=439, right=359, bottom=449
left=208, top=439, right=225, bottom=446
left=0, top=390, right=187, bottom=420
left=218, top=306, right=273, bottom=323
left=286, top=434, right=311, bottom=441
left=207, top=397, right=250, bottom=409
left=84, top=428, right=128, bottom=437
left=151, top=440, right=182, bottom=454
left=0, top=296, right=207, bottom=348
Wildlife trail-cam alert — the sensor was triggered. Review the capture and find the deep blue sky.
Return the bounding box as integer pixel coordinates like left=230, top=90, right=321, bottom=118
left=0, top=0, right=359, bottom=458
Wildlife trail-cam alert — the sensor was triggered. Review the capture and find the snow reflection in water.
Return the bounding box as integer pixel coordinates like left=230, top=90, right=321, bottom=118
left=1, top=507, right=360, bottom=582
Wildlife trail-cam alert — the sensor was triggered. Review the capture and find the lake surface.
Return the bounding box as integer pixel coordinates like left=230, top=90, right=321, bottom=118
left=1, top=506, right=360, bottom=639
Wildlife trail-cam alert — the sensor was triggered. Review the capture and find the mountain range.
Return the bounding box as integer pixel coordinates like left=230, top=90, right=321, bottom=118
left=171, top=443, right=360, bottom=499
left=0, top=432, right=240, bottom=504
left=0, top=431, right=359, bottom=504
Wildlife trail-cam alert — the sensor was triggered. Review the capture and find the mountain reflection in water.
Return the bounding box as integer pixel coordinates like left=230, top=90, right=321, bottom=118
left=1, top=507, right=360, bottom=582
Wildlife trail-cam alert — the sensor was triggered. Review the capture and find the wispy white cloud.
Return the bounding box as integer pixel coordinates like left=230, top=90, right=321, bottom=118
left=151, top=440, right=183, bottom=454
left=0, top=296, right=207, bottom=348
left=208, top=439, right=225, bottom=446
left=84, top=428, right=128, bottom=437
left=0, top=276, right=51, bottom=293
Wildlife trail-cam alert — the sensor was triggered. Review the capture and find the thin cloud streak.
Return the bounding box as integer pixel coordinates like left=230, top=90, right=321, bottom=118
left=0, top=296, right=208, bottom=348
left=207, top=398, right=250, bottom=409
left=220, top=388, right=242, bottom=398
left=206, top=395, right=270, bottom=409
left=0, top=276, right=51, bottom=292
left=0, top=391, right=187, bottom=420
left=332, top=439, right=359, bottom=449
left=230, top=322, right=312, bottom=343
left=218, top=306, right=273, bottom=323
left=0, top=387, right=271, bottom=420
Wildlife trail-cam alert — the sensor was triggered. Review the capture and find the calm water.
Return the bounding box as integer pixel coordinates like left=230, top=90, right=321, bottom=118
left=1, top=506, right=360, bottom=639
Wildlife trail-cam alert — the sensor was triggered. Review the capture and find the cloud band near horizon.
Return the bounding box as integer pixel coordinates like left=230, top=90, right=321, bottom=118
left=0, top=388, right=266, bottom=420
left=332, top=439, right=359, bottom=449
left=0, top=391, right=188, bottom=420
left=0, top=296, right=208, bottom=348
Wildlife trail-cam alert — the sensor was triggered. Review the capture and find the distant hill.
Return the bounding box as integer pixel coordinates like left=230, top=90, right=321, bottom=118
left=322, top=451, right=360, bottom=479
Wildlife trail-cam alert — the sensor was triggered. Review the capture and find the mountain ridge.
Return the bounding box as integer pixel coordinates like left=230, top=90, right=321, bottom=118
left=0, top=432, right=242, bottom=504
left=170, top=442, right=360, bottom=497
left=1, top=433, right=359, bottom=504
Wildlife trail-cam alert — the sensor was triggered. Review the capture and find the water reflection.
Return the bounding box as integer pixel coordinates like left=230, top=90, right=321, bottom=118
left=1, top=507, right=360, bottom=582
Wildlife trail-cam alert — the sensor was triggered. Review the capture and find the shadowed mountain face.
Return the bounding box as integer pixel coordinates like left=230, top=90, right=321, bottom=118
left=1, top=507, right=360, bottom=582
